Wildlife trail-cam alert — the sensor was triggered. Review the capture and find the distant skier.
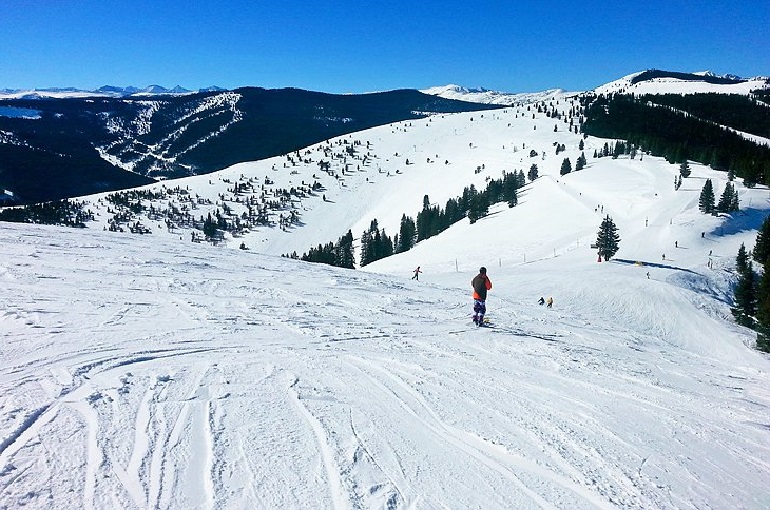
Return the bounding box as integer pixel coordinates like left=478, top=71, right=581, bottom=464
left=538, top=297, right=545, bottom=306
left=471, top=267, right=493, bottom=326
left=411, top=266, right=422, bottom=280
left=546, top=297, right=553, bottom=308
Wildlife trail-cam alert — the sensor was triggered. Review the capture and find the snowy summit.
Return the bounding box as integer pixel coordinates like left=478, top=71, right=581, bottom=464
left=1, top=74, right=770, bottom=509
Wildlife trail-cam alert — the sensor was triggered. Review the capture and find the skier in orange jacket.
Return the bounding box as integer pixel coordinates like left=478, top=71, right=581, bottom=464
left=471, top=267, right=492, bottom=326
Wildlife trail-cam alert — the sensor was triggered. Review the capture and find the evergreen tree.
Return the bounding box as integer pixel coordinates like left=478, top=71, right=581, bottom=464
left=698, top=179, right=716, bottom=214
left=397, top=214, right=416, bottom=253
left=717, top=182, right=735, bottom=213
left=753, top=215, right=770, bottom=265
left=578, top=139, right=584, bottom=151
left=679, top=161, right=691, bottom=178
left=203, top=213, right=217, bottom=238
left=516, top=169, right=526, bottom=188
left=560, top=157, right=572, bottom=175
left=528, top=164, right=539, bottom=181
left=755, top=260, right=770, bottom=352
left=359, top=229, right=372, bottom=266
left=732, top=260, right=756, bottom=327
left=613, top=141, right=624, bottom=158
left=737, top=242, right=749, bottom=275
left=502, top=172, right=519, bottom=208
left=596, top=215, right=621, bottom=261
left=575, top=152, right=586, bottom=171
left=336, top=230, right=355, bottom=268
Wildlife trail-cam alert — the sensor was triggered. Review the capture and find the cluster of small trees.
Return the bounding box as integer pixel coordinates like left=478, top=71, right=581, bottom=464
left=360, top=220, right=394, bottom=266
left=285, top=230, right=355, bottom=268
left=592, top=140, right=636, bottom=160
left=698, top=179, right=739, bottom=214
left=0, top=198, right=93, bottom=227
left=732, top=216, right=770, bottom=352
left=559, top=153, right=587, bottom=175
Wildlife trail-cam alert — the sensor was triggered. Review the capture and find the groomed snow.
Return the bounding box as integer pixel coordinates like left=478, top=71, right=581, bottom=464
left=2, top=93, right=770, bottom=509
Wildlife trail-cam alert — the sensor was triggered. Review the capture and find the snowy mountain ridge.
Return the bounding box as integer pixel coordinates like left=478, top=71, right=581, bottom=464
left=423, top=69, right=769, bottom=106
left=0, top=84, right=226, bottom=99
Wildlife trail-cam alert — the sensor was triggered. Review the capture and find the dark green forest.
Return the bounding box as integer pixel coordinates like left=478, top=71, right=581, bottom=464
left=581, top=93, right=770, bottom=185
left=642, top=93, right=770, bottom=138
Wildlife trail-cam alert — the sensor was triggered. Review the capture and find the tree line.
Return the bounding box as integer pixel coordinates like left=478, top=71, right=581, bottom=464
left=289, top=170, right=527, bottom=267
left=0, top=198, right=93, bottom=227
left=732, top=215, right=770, bottom=352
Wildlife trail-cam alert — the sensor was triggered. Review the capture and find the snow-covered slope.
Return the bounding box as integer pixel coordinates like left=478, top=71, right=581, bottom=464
left=422, top=83, right=572, bottom=105
left=424, top=70, right=769, bottom=105
left=2, top=94, right=770, bottom=508
left=595, top=70, right=769, bottom=96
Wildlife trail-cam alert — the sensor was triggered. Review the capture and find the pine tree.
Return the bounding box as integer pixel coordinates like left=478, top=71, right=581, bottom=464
left=397, top=215, right=416, bottom=253
left=502, top=172, right=519, bottom=208
left=575, top=152, right=586, bottom=171
left=203, top=213, right=217, bottom=238
left=359, top=230, right=372, bottom=266
left=560, top=157, right=572, bottom=175
left=679, top=161, right=691, bottom=178
left=732, top=261, right=756, bottom=327
left=717, top=182, right=734, bottom=213
left=578, top=139, right=584, bottom=151
left=756, top=260, right=770, bottom=352
left=596, top=215, right=621, bottom=261
left=698, top=179, right=715, bottom=214
left=528, top=164, right=538, bottom=181
left=737, top=242, right=749, bottom=275
left=753, top=215, right=770, bottom=264
left=336, top=230, right=354, bottom=268
left=613, top=141, right=624, bottom=158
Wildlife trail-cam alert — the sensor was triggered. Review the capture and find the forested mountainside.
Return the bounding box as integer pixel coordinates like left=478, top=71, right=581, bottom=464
left=0, top=88, right=501, bottom=205
left=581, top=93, right=770, bottom=184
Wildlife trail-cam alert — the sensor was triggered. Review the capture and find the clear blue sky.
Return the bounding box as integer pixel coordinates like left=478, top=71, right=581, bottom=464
left=2, top=0, right=768, bottom=93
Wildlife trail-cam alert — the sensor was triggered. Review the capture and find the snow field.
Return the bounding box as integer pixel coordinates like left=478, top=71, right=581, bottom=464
left=1, top=88, right=770, bottom=508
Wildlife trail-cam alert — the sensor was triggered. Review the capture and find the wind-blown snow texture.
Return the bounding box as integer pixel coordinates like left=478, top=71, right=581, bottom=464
left=2, top=83, right=770, bottom=509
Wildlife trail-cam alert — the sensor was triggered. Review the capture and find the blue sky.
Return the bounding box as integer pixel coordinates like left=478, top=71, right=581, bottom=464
left=2, top=0, right=768, bottom=93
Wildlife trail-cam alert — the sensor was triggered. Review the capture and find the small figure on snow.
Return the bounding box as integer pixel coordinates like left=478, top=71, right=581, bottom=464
left=538, top=297, right=545, bottom=306
left=411, top=266, right=422, bottom=280
left=546, top=297, right=553, bottom=308
left=471, top=267, right=493, bottom=326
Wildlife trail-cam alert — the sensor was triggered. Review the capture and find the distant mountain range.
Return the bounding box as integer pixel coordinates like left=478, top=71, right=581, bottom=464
left=0, top=87, right=501, bottom=205
left=423, top=70, right=769, bottom=105
left=0, top=70, right=767, bottom=206
left=0, top=85, right=227, bottom=100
